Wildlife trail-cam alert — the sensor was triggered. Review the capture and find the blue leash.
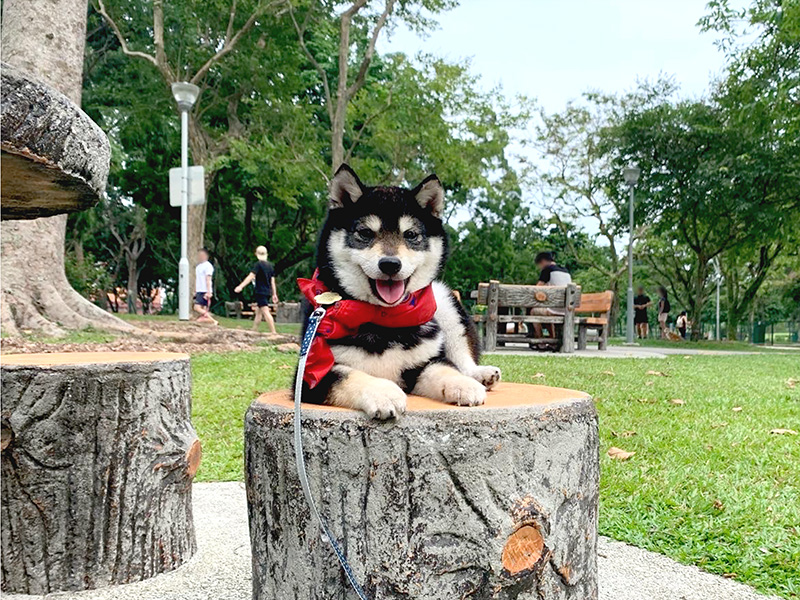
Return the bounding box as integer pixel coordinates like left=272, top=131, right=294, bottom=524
left=294, top=306, right=371, bottom=600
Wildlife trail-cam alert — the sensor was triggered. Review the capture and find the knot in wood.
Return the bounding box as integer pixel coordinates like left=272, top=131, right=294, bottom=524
left=502, top=524, right=544, bottom=574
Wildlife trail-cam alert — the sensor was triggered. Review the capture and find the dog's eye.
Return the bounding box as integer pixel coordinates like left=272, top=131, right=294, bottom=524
left=355, top=227, right=375, bottom=240
left=403, top=230, right=420, bottom=241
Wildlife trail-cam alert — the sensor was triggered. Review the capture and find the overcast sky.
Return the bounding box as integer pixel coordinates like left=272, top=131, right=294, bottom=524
left=381, top=0, right=730, bottom=111
left=378, top=0, right=736, bottom=236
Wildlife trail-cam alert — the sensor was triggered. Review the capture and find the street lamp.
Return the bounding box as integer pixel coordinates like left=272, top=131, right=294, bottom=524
left=623, top=164, right=640, bottom=345
left=172, top=81, right=200, bottom=320
left=713, top=259, right=722, bottom=341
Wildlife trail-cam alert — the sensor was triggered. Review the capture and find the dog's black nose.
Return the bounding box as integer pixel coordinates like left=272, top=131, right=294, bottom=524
left=378, top=257, right=402, bottom=275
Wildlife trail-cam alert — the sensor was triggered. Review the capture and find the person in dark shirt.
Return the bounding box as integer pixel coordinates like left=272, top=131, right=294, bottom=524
left=529, top=251, right=572, bottom=342
left=234, top=245, right=279, bottom=333
left=657, top=286, right=671, bottom=339
left=633, top=286, right=651, bottom=339
left=536, top=253, right=572, bottom=286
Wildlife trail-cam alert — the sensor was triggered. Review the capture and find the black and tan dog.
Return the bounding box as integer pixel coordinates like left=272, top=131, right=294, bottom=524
left=296, top=164, right=500, bottom=419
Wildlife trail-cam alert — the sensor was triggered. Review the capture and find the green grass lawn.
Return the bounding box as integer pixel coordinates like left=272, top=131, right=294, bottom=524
left=191, top=350, right=800, bottom=598
left=118, top=312, right=301, bottom=335
left=3, top=315, right=300, bottom=345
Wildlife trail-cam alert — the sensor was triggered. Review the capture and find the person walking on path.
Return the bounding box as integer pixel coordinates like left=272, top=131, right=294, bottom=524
left=234, top=245, right=279, bottom=333
left=633, top=286, right=651, bottom=339
left=194, top=248, right=217, bottom=324
left=657, top=286, right=671, bottom=339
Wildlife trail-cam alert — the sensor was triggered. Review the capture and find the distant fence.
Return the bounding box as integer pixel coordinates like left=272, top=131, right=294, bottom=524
left=738, top=321, right=799, bottom=345
left=614, top=317, right=799, bottom=344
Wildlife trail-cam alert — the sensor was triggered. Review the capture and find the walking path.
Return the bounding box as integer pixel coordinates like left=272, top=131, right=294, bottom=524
left=5, top=482, right=780, bottom=600
left=489, top=344, right=799, bottom=359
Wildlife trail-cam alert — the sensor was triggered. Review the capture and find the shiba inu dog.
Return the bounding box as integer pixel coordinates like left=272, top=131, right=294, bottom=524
left=296, top=164, right=501, bottom=419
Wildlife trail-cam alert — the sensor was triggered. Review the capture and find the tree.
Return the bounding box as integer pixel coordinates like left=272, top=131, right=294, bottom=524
left=105, top=202, right=148, bottom=314
left=1, top=0, right=130, bottom=336
left=701, top=0, right=800, bottom=337
left=92, top=0, right=287, bottom=290
left=286, top=0, right=456, bottom=172
left=78, top=1, right=536, bottom=310
left=534, top=96, right=633, bottom=326
left=607, top=86, right=798, bottom=340
left=719, top=242, right=782, bottom=339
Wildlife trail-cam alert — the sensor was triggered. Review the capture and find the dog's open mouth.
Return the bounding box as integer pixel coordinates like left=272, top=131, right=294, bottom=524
left=370, top=278, right=409, bottom=305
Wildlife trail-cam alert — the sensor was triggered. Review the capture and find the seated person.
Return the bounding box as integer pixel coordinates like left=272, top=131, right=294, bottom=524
left=529, top=251, right=572, bottom=341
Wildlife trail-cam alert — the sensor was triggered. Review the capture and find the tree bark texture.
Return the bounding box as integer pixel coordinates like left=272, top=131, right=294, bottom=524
left=1, top=0, right=87, bottom=104
left=1, top=214, right=135, bottom=337
left=246, top=383, right=599, bottom=600
left=0, top=352, right=200, bottom=594
left=0, top=0, right=130, bottom=336
left=1, top=63, right=110, bottom=220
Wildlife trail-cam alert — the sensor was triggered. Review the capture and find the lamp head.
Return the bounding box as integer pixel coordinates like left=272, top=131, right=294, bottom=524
left=623, top=164, right=641, bottom=186
left=172, top=82, right=200, bottom=111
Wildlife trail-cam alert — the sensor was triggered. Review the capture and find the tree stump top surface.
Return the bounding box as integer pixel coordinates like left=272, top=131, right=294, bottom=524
left=0, top=351, right=189, bottom=367
left=257, top=382, right=590, bottom=413
left=0, top=62, right=110, bottom=220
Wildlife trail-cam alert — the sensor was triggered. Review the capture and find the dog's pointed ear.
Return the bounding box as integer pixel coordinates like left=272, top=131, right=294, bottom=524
left=413, top=174, right=444, bottom=218
left=329, top=164, right=364, bottom=209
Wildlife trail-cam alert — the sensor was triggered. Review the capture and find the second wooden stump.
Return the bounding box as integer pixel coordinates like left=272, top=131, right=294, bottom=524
left=1, top=352, right=200, bottom=594
left=246, top=382, right=598, bottom=599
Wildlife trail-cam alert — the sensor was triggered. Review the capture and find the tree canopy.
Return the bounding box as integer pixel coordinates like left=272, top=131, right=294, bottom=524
left=69, top=0, right=799, bottom=340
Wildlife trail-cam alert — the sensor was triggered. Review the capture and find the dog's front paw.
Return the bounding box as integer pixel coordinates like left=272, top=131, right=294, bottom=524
left=355, top=378, right=407, bottom=420
left=471, top=365, right=501, bottom=389
left=442, top=375, right=486, bottom=407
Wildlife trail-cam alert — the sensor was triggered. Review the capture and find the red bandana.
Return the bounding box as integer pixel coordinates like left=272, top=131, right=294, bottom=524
left=297, top=270, right=437, bottom=388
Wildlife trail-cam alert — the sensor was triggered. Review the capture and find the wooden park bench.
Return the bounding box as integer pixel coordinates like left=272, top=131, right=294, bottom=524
left=226, top=300, right=301, bottom=322
left=575, top=291, right=614, bottom=351
left=224, top=300, right=256, bottom=319
left=472, top=280, right=581, bottom=353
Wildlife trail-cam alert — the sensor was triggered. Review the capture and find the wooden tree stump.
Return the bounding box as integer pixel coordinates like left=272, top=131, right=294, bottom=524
left=0, top=352, right=200, bottom=594
left=246, top=382, right=598, bottom=599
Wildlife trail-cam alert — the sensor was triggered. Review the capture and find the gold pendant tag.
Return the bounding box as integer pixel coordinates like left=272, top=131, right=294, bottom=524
left=314, top=291, right=342, bottom=306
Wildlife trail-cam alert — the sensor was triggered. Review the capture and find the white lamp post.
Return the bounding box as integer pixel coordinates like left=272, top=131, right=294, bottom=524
left=623, top=164, right=640, bottom=345
left=716, top=277, right=721, bottom=340
left=172, top=82, right=200, bottom=320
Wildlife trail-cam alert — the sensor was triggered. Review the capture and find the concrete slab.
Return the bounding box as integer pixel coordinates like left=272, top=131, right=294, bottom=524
left=598, top=537, right=782, bottom=600
left=2, top=482, right=780, bottom=600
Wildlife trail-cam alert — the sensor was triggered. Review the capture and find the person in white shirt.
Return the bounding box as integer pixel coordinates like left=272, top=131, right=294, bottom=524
left=194, top=248, right=217, bottom=324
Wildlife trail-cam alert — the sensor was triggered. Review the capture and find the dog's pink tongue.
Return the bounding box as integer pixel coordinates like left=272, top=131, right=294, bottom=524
left=375, top=279, right=405, bottom=304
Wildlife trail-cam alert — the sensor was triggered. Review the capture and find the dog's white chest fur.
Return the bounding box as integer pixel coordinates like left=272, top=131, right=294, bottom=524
left=330, top=328, right=443, bottom=385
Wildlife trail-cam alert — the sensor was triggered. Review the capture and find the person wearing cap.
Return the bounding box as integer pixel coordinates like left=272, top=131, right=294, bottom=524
left=234, top=246, right=279, bottom=333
